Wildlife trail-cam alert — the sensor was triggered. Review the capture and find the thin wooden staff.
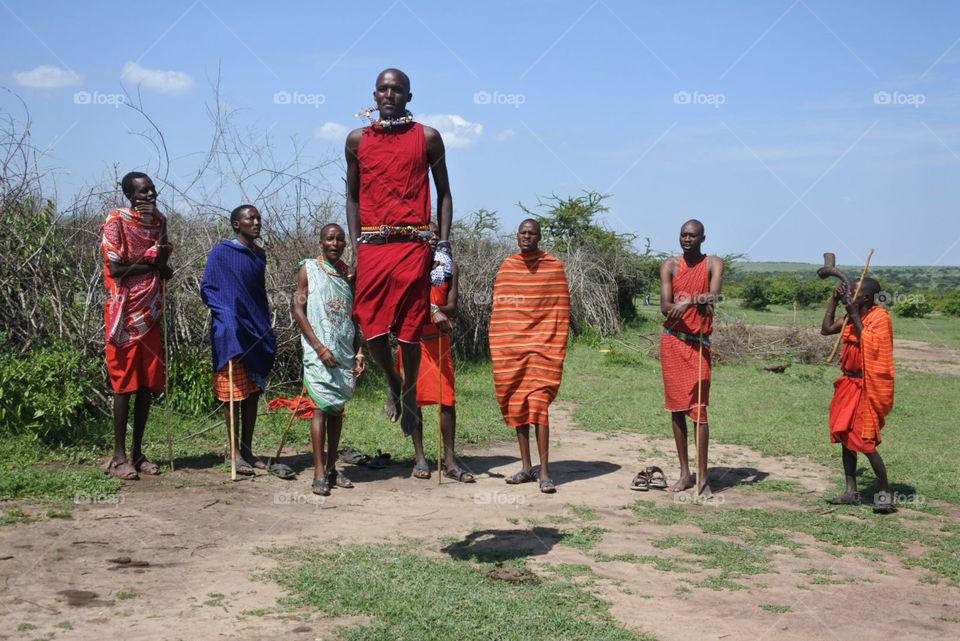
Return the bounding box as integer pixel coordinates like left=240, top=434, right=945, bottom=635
left=437, top=333, right=444, bottom=486
left=162, top=281, right=175, bottom=472
left=695, top=330, right=703, bottom=494
left=228, top=360, right=237, bottom=481
left=828, top=249, right=875, bottom=362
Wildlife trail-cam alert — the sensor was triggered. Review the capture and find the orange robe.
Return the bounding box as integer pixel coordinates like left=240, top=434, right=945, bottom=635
left=489, top=250, right=570, bottom=428
left=829, top=306, right=895, bottom=453
left=660, top=255, right=713, bottom=424
left=398, top=281, right=456, bottom=407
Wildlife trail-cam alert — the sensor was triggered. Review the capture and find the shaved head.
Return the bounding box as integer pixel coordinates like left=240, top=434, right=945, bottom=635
left=859, top=277, right=881, bottom=299
left=681, top=219, right=705, bottom=235
left=320, top=222, right=343, bottom=236
left=375, top=68, right=410, bottom=92
left=519, top=218, right=541, bottom=233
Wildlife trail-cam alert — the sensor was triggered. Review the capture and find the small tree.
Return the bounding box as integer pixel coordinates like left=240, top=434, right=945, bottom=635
left=741, top=276, right=770, bottom=311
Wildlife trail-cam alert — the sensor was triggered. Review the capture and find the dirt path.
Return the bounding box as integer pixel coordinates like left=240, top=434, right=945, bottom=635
left=893, top=338, right=960, bottom=376
left=1, top=405, right=957, bottom=641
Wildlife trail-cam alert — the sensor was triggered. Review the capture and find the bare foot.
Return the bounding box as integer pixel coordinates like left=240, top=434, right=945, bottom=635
left=384, top=386, right=401, bottom=423
left=696, top=483, right=713, bottom=499
left=668, top=474, right=694, bottom=493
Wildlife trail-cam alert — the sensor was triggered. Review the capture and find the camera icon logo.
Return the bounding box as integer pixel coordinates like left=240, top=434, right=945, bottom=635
left=73, top=91, right=92, bottom=105
left=473, top=91, right=492, bottom=105
left=274, top=91, right=292, bottom=105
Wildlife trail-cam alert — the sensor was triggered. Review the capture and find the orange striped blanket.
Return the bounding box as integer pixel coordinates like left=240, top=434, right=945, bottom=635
left=489, top=250, right=570, bottom=428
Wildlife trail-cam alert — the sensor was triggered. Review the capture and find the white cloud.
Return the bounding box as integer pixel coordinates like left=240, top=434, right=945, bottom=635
left=419, top=114, right=483, bottom=149
left=495, top=129, right=516, bottom=142
left=13, top=65, right=81, bottom=89
left=121, top=62, right=193, bottom=94
left=314, top=122, right=349, bottom=141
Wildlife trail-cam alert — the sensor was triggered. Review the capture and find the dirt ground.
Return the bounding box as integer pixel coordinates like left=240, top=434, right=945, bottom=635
left=894, top=338, right=960, bottom=376
left=1, top=404, right=957, bottom=641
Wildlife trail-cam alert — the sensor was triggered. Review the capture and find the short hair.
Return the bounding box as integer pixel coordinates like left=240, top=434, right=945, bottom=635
left=681, top=219, right=705, bottom=235
left=230, top=204, right=257, bottom=225
left=376, top=68, right=410, bottom=91
left=859, top=277, right=881, bottom=298
left=518, top=218, right=541, bottom=233
left=120, top=171, right=150, bottom=195
left=320, top=222, right=343, bottom=236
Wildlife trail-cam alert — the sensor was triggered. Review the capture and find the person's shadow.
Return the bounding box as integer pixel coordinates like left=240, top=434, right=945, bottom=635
left=458, top=455, right=621, bottom=482
left=441, top=527, right=562, bottom=563
left=708, top=466, right=770, bottom=491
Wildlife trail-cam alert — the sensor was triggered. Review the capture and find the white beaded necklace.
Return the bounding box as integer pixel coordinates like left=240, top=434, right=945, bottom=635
left=356, top=107, right=414, bottom=129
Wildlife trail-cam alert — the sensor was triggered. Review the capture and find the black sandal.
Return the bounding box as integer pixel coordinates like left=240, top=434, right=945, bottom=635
left=412, top=463, right=431, bottom=480
left=312, top=478, right=331, bottom=496
left=444, top=467, right=476, bottom=483
left=873, top=491, right=895, bottom=514
left=827, top=492, right=861, bottom=506
left=538, top=477, right=557, bottom=494
left=505, top=469, right=535, bottom=485
left=328, top=469, right=353, bottom=489
left=644, top=466, right=668, bottom=489
left=630, top=471, right=650, bottom=491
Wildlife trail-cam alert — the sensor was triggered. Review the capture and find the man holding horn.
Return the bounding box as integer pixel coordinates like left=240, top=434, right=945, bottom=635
left=650, top=219, right=723, bottom=498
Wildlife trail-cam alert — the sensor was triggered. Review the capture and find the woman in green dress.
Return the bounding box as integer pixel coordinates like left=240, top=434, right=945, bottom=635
left=293, top=223, right=366, bottom=495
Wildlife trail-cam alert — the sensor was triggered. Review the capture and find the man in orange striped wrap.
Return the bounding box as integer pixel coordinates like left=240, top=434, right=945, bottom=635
left=490, top=219, right=570, bottom=493
left=655, top=220, right=723, bottom=498
left=821, top=277, right=896, bottom=513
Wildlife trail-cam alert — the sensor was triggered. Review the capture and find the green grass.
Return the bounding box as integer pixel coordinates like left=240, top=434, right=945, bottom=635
left=759, top=604, right=792, bottom=614
left=563, top=321, right=960, bottom=506
left=263, top=543, right=654, bottom=641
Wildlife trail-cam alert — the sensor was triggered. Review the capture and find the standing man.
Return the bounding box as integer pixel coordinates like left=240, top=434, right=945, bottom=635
left=821, top=277, right=895, bottom=513
left=654, top=219, right=723, bottom=498
left=490, top=219, right=570, bottom=494
left=101, top=172, right=172, bottom=480
left=397, top=222, right=473, bottom=481
left=201, top=205, right=277, bottom=475
left=345, top=68, right=453, bottom=440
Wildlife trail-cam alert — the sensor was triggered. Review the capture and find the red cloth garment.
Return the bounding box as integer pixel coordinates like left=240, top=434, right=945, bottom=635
left=266, top=395, right=319, bottom=419
left=397, top=282, right=456, bottom=407
left=357, top=123, right=431, bottom=226
left=829, top=306, right=895, bottom=453
left=661, top=255, right=712, bottom=423
left=354, top=122, right=433, bottom=342
left=105, top=323, right=164, bottom=394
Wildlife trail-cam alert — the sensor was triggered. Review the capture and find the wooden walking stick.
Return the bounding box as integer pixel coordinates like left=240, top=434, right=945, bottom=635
left=266, top=386, right=303, bottom=479
left=162, top=281, right=175, bottom=472
left=227, top=360, right=237, bottom=481
left=437, top=333, right=444, bottom=486
left=695, top=330, right=704, bottom=494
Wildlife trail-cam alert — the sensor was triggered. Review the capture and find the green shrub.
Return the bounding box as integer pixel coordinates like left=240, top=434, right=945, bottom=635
left=741, top=276, right=770, bottom=311
left=0, top=343, right=99, bottom=440
left=942, top=294, right=960, bottom=318
left=165, top=347, right=216, bottom=414
left=893, top=296, right=933, bottom=318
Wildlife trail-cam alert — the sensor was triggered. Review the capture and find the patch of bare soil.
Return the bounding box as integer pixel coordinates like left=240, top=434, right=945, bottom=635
left=1, top=404, right=957, bottom=640
left=894, top=338, right=960, bottom=376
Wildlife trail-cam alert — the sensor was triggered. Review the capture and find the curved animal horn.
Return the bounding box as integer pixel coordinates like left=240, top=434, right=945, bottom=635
left=816, top=252, right=852, bottom=288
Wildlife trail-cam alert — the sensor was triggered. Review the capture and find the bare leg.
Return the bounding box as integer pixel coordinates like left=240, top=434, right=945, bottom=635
left=310, top=411, right=327, bottom=481
left=668, top=412, right=694, bottom=492
left=325, top=414, right=344, bottom=475
left=397, top=340, right=422, bottom=437
left=410, top=408, right=429, bottom=468
left=112, top=392, right=133, bottom=463
left=695, top=422, right=711, bottom=498
left=841, top=445, right=858, bottom=495
left=238, top=393, right=262, bottom=465
left=129, top=388, right=152, bottom=462
left=534, top=424, right=551, bottom=480
left=367, top=335, right=402, bottom=422
left=515, top=425, right=533, bottom=474
left=864, top=451, right=890, bottom=494
left=441, top=405, right=458, bottom=471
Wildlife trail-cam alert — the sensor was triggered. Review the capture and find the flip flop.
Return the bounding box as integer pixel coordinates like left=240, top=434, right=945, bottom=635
left=339, top=447, right=369, bottom=466
left=538, top=478, right=557, bottom=494
left=312, top=478, right=331, bottom=496
left=268, top=461, right=297, bottom=480
left=873, top=491, right=895, bottom=514
left=105, top=459, right=138, bottom=481
left=630, top=471, right=650, bottom=491
left=234, top=457, right=256, bottom=476
left=133, top=456, right=161, bottom=476
left=644, top=466, right=668, bottom=489
left=827, top=492, right=861, bottom=506
left=505, top=469, right=535, bottom=485
left=412, top=462, right=431, bottom=480
left=444, top=467, right=476, bottom=483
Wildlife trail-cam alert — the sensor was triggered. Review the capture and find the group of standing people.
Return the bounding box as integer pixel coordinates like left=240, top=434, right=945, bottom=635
left=99, top=68, right=897, bottom=510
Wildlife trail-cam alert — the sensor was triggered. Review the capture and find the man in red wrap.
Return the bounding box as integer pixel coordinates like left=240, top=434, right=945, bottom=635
left=821, top=277, right=896, bottom=513
left=345, top=68, right=453, bottom=443
left=651, top=219, right=723, bottom=498
left=101, top=172, right=173, bottom=480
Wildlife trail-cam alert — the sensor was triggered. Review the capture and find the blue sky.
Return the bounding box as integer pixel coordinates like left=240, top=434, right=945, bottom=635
left=2, top=0, right=959, bottom=265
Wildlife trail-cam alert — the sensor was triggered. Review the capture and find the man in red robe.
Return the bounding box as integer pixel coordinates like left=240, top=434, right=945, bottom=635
left=653, top=219, right=723, bottom=498
left=822, top=277, right=896, bottom=513
left=345, top=68, right=453, bottom=447
left=101, top=172, right=173, bottom=480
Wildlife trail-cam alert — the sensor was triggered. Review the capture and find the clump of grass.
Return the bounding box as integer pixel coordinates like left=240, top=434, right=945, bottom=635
left=116, top=590, right=137, bottom=600
left=0, top=467, right=121, bottom=503
left=760, top=604, right=792, bottom=614
left=558, top=526, right=608, bottom=551
left=1, top=506, right=30, bottom=526
left=263, top=543, right=655, bottom=641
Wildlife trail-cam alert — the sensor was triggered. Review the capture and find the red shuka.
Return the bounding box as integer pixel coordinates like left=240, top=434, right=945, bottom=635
left=354, top=123, right=432, bottom=342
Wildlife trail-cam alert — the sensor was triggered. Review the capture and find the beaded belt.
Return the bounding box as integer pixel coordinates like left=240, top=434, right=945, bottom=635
left=662, top=328, right=711, bottom=347
left=842, top=370, right=863, bottom=378
left=358, top=225, right=431, bottom=244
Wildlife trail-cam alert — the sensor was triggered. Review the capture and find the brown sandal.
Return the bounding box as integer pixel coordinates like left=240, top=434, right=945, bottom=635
left=106, top=459, right=139, bottom=481
left=134, top=456, right=161, bottom=476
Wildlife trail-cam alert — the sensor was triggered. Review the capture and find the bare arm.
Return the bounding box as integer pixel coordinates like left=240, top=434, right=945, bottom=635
left=821, top=284, right=847, bottom=335
left=292, top=265, right=339, bottom=367
left=424, top=126, right=452, bottom=242
left=661, top=258, right=691, bottom=320
left=345, top=129, right=363, bottom=269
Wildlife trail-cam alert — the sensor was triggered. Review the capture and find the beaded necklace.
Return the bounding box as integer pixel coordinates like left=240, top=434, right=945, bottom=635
left=356, top=106, right=414, bottom=129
